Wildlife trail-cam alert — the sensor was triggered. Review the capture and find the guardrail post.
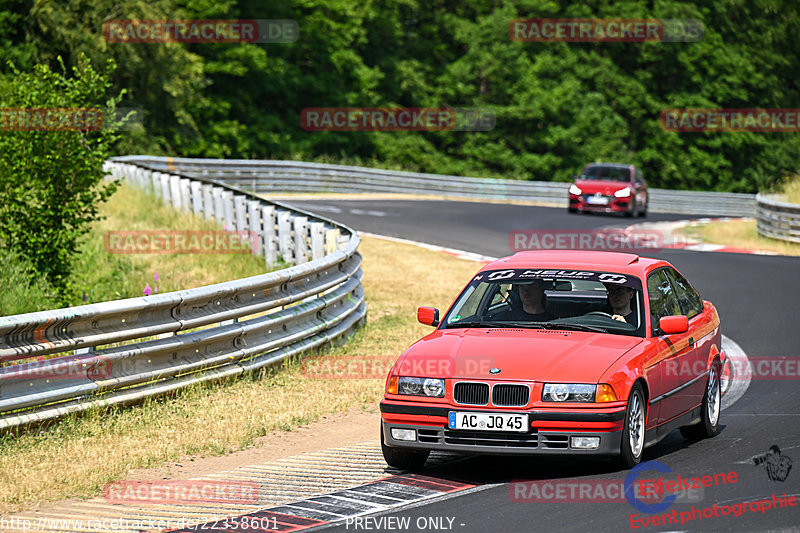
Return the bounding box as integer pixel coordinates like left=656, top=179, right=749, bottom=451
left=247, top=200, right=262, bottom=257
left=190, top=182, right=203, bottom=215
left=179, top=179, right=192, bottom=212
left=151, top=170, right=161, bottom=199
left=222, top=191, right=235, bottom=230
left=212, top=187, right=225, bottom=224
left=262, top=205, right=277, bottom=267
left=159, top=173, right=171, bottom=205
left=201, top=184, right=214, bottom=220
left=325, top=228, right=340, bottom=254
left=310, top=222, right=325, bottom=260
left=234, top=195, right=248, bottom=232
left=169, top=175, right=182, bottom=210
left=294, top=216, right=309, bottom=264
left=277, top=210, right=294, bottom=264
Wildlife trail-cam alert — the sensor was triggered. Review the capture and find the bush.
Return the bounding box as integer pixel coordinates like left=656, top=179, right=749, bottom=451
left=0, top=54, right=125, bottom=303
left=0, top=246, right=57, bottom=316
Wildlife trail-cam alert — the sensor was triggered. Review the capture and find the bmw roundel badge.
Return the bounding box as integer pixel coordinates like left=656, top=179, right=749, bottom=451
left=489, top=368, right=501, bottom=375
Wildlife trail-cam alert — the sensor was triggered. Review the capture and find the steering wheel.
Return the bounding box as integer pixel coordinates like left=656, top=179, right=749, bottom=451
left=585, top=311, right=615, bottom=319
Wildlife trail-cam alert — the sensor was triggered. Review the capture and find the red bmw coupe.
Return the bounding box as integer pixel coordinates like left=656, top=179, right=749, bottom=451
left=381, top=251, right=724, bottom=469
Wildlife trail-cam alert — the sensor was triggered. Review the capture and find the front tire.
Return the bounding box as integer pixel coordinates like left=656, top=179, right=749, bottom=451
left=618, top=383, right=646, bottom=469
left=625, top=199, right=637, bottom=217
left=381, top=426, right=429, bottom=470
left=680, top=363, right=720, bottom=440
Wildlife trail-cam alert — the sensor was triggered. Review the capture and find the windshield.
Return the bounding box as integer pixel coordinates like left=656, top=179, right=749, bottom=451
left=580, top=166, right=631, bottom=182
left=442, top=269, right=645, bottom=337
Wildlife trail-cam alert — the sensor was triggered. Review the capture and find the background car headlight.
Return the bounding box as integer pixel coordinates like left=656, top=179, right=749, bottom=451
left=542, top=383, right=596, bottom=402
left=569, top=184, right=582, bottom=195
left=398, top=377, right=445, bottom=397
left=614, top=187, right=632, bottom=198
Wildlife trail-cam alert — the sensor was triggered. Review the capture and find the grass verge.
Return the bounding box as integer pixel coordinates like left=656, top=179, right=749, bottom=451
left=779, top=173, right=800, bottom=204
left=0, top=236, right=483, bottom=515
left=68, top=183, right=274, bottom=307
left=677, top=219, right=800, bottom=256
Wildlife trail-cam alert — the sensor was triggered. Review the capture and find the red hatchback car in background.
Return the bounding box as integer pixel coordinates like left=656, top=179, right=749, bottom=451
left=381, top=251, right=724, bottom=470
left=568, top=162, right=648, bottom=217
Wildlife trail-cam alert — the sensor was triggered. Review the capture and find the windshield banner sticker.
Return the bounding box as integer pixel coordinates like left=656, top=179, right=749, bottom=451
left=477, top=269, right=640, bottom=289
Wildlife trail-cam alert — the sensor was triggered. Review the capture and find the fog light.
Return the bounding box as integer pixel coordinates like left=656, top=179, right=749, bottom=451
left=571, top=436, right=600, bottom=449
left=391, top=428, right=416, bottom=441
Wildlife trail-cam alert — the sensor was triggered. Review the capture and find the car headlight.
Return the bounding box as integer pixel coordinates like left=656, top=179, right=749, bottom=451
left=398, top=377, right=445, bottom=397
left=542, top=383, right=596, bottom=402
left=614, top=187, right=632, bottom=198
left=569, top=184, right=582, bottom=195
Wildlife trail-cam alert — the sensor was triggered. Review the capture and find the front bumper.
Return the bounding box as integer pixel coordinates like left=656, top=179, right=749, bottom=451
left=569, top=194, right=632, bottom=213
left=381, top=401, right=625, bottom=456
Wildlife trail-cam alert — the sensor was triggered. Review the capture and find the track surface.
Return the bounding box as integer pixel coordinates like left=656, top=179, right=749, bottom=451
left=284, top=199, right=800, bottom=533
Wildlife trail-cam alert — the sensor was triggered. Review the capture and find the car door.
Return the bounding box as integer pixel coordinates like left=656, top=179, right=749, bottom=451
left=663, top=267, right=713, bottom=406
left=646, top=268, right=699, bottom=431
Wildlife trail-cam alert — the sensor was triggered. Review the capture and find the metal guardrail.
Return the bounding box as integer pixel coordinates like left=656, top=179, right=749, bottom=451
left=756, top=193, right=800, bottom=243
left=115, top=156, right=757, bottom=217
left=0, top=162, right=366, bottom=430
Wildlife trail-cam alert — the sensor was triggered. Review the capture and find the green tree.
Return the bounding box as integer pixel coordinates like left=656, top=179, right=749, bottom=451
left=0, top=54, right=123, bottom=301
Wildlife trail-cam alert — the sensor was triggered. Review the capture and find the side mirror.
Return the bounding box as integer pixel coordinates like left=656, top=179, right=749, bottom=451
left=634, top=179, right=643, bottom=187
left=571, top=175, right=578, bottom=181
left=417, top=306, right=440, bottom=327
left=659, top=315, right=688, bottom=334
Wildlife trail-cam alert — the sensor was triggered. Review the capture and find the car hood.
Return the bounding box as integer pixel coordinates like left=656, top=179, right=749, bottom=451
left=398, top=328, right=642, bottom=383
left=575, top=179, right=632, bottom=195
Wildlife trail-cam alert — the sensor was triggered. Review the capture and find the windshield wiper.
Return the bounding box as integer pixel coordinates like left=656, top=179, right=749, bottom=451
left=499, top=321, right=609, bottom=333
left=540, top=322, right=609, bottom=333
left=493, top=322, right=549, bottom=330
left=448, top=321, right=507, bottom=329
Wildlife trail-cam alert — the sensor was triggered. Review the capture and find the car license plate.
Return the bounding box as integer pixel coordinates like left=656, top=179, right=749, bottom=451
left=586, top=196, right=609, bottom=205
left=448, top=412, right=528, bottom=432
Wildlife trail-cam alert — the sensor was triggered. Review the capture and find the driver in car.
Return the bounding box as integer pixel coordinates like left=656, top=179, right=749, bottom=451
left=604, top=283, right=636, bottom=325
left=494, top=279, right=555, bottom=322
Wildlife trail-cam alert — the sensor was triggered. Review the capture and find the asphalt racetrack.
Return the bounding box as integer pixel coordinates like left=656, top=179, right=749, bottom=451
left=286, top=199, right=800, bottom=533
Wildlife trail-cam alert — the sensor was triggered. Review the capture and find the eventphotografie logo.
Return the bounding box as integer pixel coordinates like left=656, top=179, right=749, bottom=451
left=300, top=107, right=495, bottom=132
left=103, top=19, right=298, bottom=43
left=753, top=445, right=793, bottom=482
left=660, top=108, right=800, bottom=132
left=509, top=18, right=703, bottom=43
left=104, top=230, right=258, bottom=254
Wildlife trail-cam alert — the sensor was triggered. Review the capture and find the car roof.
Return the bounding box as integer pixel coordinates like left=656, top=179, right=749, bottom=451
left=480, top=250, right=667, bottom=276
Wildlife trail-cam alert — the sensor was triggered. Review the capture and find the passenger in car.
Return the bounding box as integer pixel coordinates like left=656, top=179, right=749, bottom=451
left=604, top=283, right=637, bottom=325
left=494, top=279, right=556, bottom=321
